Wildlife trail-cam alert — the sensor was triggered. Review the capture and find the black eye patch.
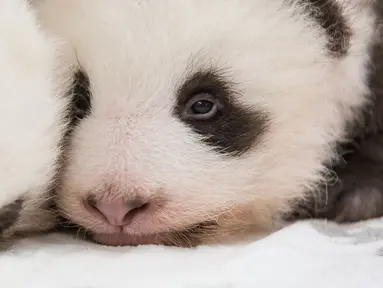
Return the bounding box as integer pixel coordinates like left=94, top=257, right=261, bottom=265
left=173, top=70, right=269, bottom=156
left=69, top=70, right=92, bottom=127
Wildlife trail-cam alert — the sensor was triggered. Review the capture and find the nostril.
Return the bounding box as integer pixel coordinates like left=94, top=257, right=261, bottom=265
left=123, top=200, right=149, bottom=222
left=84, top=197, right=107, bottom=221
left=84, top=197, right=149, bottom=226
left=86, top=197, right=97, bottom=209
left=126, top=199, right=148, bottom=212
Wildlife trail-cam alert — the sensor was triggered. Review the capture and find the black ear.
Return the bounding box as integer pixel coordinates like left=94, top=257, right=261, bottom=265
left=294, top=0, right=351, bottom=57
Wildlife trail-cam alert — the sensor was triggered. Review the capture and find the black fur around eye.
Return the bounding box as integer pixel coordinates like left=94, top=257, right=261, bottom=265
left=70, top=70, right=91, bottom=125
left=184, top=93, right=220, bottom=120
left=173, top=70, right=270, bottom=156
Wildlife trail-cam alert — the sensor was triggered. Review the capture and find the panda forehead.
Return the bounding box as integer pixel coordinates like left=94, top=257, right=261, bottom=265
left=67, top=2, right=278, bottom=76
left=64, top=0, right=352, bottom=157
left=70, top=0, right=351, bottom=92
left=70, top=0, right=350, bottom=58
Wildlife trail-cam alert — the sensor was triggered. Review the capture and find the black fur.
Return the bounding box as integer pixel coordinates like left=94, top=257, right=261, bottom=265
left=69, top=70, right=92, bottom=128
left=174, top=70, right=269, bottom=156
left=297, top=0, right=352, bottom=56
left=0, top=199, right=23, bottom=234
left=287, top=135, right=383, bottom=222
left=285, top=0, right=351, bottom=56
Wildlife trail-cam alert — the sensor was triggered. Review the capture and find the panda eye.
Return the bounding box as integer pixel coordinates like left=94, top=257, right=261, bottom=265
left=184, top=93, right=220, bottom=120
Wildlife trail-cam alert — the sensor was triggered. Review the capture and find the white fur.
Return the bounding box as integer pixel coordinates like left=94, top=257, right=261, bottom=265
left=36, top=0, right=376, bottom=245
left=0, top=0, right=69, bottom=237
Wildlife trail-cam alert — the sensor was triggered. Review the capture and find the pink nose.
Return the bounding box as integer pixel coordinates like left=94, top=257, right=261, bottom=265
left=85, top=198, right=148, bottom=226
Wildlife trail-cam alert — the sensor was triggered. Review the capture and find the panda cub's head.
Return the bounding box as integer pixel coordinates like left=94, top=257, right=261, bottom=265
left=36, top=0, right=374, bottom=246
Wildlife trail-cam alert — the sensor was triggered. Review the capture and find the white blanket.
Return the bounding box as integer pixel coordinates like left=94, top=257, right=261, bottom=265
left=1, top=219, right=383, bottom=288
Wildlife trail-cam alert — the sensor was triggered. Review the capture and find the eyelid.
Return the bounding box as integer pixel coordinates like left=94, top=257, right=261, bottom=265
left=187, top=92, right=216, bottom=104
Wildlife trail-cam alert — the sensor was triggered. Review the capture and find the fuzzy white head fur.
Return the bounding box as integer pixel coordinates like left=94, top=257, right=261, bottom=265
left=0, top=0, right=70, bottom=241
left=35, top=0, right=376, bottom=246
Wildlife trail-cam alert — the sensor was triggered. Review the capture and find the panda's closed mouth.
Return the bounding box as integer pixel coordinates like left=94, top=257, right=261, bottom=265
left=91, top=232, right=166, bottom=247
left=90, top=221, right=216, bottom=247
left=56, top=217, right=215, bottom=247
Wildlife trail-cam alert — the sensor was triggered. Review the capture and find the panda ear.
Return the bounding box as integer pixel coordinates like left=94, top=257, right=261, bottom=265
left=294, top=0, right=351, bottom=57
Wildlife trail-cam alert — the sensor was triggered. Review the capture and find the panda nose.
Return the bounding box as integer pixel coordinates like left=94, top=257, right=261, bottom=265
left=85, top=198, right=149, bottom=226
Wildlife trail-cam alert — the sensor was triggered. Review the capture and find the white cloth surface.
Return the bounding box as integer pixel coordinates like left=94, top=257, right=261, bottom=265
left=1, top=219, right=383, bottom=288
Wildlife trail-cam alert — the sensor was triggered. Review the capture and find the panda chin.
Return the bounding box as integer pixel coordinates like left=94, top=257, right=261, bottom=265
left=56, top=217, right=213, bottom=247
left=89, top=223, right=213, bottom=247
left=90, top=232, right=167, bottom=247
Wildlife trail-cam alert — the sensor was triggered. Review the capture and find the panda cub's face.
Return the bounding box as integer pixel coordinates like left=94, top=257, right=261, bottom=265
left=38, top=0, right=372, bottom=246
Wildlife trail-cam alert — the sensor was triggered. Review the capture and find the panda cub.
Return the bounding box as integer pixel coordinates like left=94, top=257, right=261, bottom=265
left=35, top=0, right=383, bottom=247
left=0, top=0, right=71, bottom=246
